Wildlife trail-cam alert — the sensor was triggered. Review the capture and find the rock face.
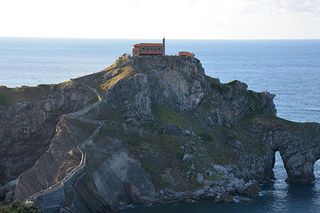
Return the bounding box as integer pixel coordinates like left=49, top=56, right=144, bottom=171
left=238, top=116, right=320, bottom=183
left=1, top=55, right=320, bottom=212
left=0, top=83, right=98, bottom=185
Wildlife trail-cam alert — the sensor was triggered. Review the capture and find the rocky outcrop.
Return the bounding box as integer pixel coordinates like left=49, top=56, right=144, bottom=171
left=15, top=116, right=96, bottom=200
left=1, top=55, right=320, bottom=212
left=236, top=116, right=320, bottom=183
left=86, top=136, right=156, bottom=206
left=0, top=82, right=98, bottom=186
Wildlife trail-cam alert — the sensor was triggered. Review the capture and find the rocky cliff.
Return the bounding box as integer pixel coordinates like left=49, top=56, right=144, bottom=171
left=0, top=82, right=98, bottom=183
left=1, top=55, right=320, bottom=212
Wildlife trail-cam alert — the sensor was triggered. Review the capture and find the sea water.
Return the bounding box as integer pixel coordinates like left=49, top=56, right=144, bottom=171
left=1, top=38, right=320, bottom=212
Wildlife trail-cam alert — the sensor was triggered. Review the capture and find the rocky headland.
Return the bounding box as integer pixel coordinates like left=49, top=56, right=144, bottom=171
left=0, top=55, right=320, bottom=212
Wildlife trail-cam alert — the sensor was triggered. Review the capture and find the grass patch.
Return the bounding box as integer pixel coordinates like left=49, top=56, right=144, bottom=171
left=152, top=105, right=189, bottom=128
left=0, top=85, right=51, bottom=109
left=226, top=80, right=239, bottom=86
left=100, top=65, right=134, bottom=91
left=123, top=133, right=194, bottom=190
left=0, top=200, right=40, bottom=213
left=57, top=80, right=74, bottom=90
left=210, top=82, right=230, bottom=93
left=205, top=173, right=224, bottom=181
left=152, top=104, right=239, bottom=164
left=141, top=120, right=157, bottom=131
left=198, top=132, right=213, bottom=142
left=207, top=77, right=230, bottom=93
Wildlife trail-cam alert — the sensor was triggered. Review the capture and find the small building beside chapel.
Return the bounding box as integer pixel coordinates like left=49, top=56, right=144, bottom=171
left=178, top=51, right=195, bottom=57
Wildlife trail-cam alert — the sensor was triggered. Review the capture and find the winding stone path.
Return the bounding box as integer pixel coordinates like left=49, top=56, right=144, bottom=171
left=22, top=59, right=135, bottom=207
left=25, top=84, right=105, bottom=207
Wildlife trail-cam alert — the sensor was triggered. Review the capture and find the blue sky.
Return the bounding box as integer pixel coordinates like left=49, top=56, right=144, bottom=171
left=0, top=0, right=319, bottom=39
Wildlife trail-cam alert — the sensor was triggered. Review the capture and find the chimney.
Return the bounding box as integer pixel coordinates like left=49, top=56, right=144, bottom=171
left=163, top=37, right=165, bottom=55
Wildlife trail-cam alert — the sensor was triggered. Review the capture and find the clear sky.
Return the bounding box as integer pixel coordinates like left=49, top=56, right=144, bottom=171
left=0, top=0, right=319, bottom=39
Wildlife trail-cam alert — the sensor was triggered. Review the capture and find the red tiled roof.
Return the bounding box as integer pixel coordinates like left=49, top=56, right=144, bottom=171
left=133, top=43, right=164, bottom=47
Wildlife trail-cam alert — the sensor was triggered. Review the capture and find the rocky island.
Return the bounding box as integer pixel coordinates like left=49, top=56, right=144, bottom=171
left=0, top=55, right=320, bottom=212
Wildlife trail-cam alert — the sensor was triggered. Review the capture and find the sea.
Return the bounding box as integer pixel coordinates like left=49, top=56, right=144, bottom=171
left=1, top=38, right=320, bottom=213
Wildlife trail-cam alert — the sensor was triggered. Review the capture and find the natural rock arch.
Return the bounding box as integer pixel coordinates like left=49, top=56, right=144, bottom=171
left=244, top=116, right=320, bottom=184
left=271, top=122, right=320, bottom=184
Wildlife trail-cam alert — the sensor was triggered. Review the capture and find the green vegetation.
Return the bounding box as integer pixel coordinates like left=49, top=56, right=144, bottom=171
left=0, top=93, right=7, bottom=107
left=121, top=114, right=239, bottom=190
left=67, top=118, right=96, bottom=142
left=198, top=132, right=213, bottom=142
left=152, top=105, right=189, bottom=128
left=207, top=77, right=230, bottom=93
left=234, top=113, right=320, bottom=149
left=205, top=173, right=224, bottom=181
left=226, top=80, right=239, bottom=86
left=0, top=201, right=40, bottom=213
left=100, top=65, right=134, bottom=91
left=120, top=131, right=195, bottom=190
left=210, top=82, right=230, bottom=93
left=151, top=104, right=239, bottom=164
left=58, top=80, right=74, bottom=90
left=0, top=85, right=51, bottom=109
left=93, top=100, right=279, bottom=192
left=208, top=77, right=248, bottom=95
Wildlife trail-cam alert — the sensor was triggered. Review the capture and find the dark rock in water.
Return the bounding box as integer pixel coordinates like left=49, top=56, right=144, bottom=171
left=0, top=55, right=320, bottom=212
left=239, top=182, right=261, bottom=196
